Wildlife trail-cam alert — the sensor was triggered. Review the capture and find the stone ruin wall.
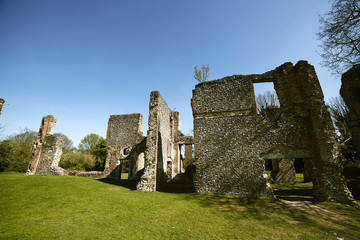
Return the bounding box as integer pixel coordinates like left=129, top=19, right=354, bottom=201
left=0, top=98, right=5, bottom=116
left=19, top=62, right=358, bottom=207
left=24, top=91, right=194, bottom=186
left=103, top=113, right=145, bottom=179
left=26, top=115, right=66, bottom=175
left=192, top=61, right=357, bottom=206
left=270, top=159, right=297, bottom=184
left=137, top=91, right=186, bottom=191
left=340, top=64, right=360, bottom=153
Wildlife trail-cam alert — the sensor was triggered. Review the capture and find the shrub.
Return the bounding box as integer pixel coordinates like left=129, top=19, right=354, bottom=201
left=0, top=129, right=37, bottom=172
left=59, top=151, right=96, bottom=171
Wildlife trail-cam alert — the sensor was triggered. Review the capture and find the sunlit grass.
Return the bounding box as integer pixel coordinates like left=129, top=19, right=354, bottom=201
left=0, top=172, right=359, bottom=239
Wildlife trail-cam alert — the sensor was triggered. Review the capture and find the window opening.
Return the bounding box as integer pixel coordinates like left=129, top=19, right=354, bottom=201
left=253, top=82, right=280, bottom=114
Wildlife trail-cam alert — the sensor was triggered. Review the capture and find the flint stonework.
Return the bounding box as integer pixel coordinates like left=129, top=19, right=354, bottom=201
left=137, top=91, right=189, bottom=191
left=26, top=115, right=67, bottom=175
left=192, top=61, right=357, bottom=206
left=103, top=113, right=144, bottom=179
left=340, top=64, right=360, bottom=153
left=271, top=159, right=297, bottom=184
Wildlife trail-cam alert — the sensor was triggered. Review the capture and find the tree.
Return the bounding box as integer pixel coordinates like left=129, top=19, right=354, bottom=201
left=0, top=129, right=37, bottom=172
left=78, top=133, right=104, bottom=152
left=90, top=138, right=107, bottom=170
left=255, top=90, right=280, bottom=113
left=328, top=96, right=359, bottom=164
left=318, top=0, right=360, bottom=75
left=194, top=64, right=210, bottom=82
left=328, top=96, right=352, bottom=142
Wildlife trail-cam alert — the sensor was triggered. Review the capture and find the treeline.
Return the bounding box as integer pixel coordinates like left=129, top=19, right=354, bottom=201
left=60, top=133, right=107, bottom=171
left=0, top=130, right=107, bottom=172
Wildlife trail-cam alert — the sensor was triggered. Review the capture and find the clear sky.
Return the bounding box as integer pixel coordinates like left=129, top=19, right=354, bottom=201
left=0, top=0, right=340, bottom=147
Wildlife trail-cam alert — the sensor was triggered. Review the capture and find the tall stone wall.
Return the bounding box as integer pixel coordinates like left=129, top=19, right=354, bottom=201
left=340, top=64, right=360, bottom=153
left=103, top=113, right=144, bottom=179
left=26, top=115, right=66, bottom=175
left=192, top=76, right=273, bottom=197
left=137, top=91, right=182, bottom=191
left=0, top=98, right=4, bottom=116
left=192, top=61, right=356, bottom=206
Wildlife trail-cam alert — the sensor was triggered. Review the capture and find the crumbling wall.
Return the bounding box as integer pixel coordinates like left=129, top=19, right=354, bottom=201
left=26, top=115, right=66, bottom=175
left=340, top=64, right=360, bottom=153
left=34, top=134, right=66, bottom=175
left=192, top=61, right=356, bottom=206
left=0, top=98, right=4, bottom=116
left=137, top=91, right=184, bottom=191
left=103, top=113, right=144, bottom=179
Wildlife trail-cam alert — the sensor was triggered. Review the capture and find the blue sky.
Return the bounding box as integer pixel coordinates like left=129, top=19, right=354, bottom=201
left=0, top=0, right=339, bottom=147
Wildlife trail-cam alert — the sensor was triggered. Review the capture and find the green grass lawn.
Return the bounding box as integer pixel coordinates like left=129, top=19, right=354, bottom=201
left=1, top=172, right=359, bottom=240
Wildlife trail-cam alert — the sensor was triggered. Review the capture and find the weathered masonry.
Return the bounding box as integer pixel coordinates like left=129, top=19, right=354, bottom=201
left=103, top=91, right=194, bottom=191
left=192, top=61, right=356, bottom=206
left=0, top=98, right=4, bottom=116
left=136, top=91, right=193, bottom=191
left=26, top=92, right=194, bottom=186
left=340, top=64, right=360, bottom=153
left=103, top=113, right=145, bottom=180
left=26, top=115, right=67, bottom=175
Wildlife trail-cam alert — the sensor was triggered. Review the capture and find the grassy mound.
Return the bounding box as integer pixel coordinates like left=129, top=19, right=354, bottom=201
left=0, top=172, right=359, bottom=239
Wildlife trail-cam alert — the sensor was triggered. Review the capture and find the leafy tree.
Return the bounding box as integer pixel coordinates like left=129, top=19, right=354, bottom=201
left=78, top=133, right=104, bottom=152
left=194, top=64, right=210, bottom=82
left=318, top=0, right=360, bottom=75
left=0, top=129, right=37, bottom=172
left=0, top=140, right=13, bottom=171
left=74, top=133, right=107, bottom=171
left=90, top=137, right=107, bottom=171
left=255, top=90, right=280, bottom=113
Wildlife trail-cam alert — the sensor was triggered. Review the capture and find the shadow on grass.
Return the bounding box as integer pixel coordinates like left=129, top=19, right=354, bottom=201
left=95, top=176, right=359, bottom=238
left=273, top=188, right=314, bottom=201
left=176, top=192, right=360, bottom=239
left=160, top=183, right=196, bottom=193
left=96, top=178, right=138, bottom=190
left=272, top=182, right=314, bottom=202
left=95, top=178, right=196, bottom=193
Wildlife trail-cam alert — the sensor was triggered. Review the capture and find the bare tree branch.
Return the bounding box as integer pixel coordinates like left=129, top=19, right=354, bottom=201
left=318, top=0, right=360, bottom=76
